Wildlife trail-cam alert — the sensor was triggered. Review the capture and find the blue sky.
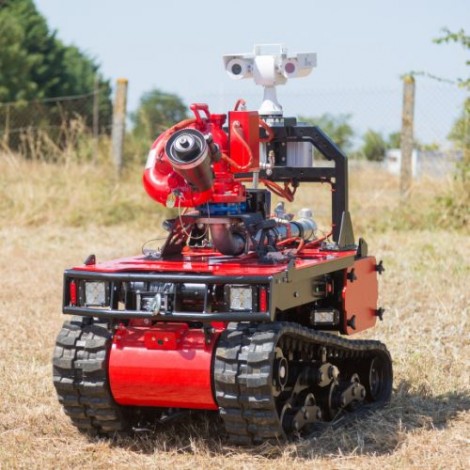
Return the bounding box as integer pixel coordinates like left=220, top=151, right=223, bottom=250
left=35, top=0, right=469, bottom=144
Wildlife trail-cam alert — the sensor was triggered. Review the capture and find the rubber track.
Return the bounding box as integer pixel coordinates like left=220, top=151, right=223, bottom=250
left=52, top=316, right=129, bottom=434
left=214, top=322, right=392, bottom=444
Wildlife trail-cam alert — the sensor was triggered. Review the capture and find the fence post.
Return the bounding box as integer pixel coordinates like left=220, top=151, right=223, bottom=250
left=111, top=78, right=128, bottom=175
left=2, top=104, right=10, bottom=148
left=92, top=76, right=100, bottom=163
left=400, top=74, right=415, bottom=200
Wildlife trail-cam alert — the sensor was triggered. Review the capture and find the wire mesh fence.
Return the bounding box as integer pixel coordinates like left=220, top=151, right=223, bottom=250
left=0, top=89, right=112, bottom=161
left=0, top=77, right=467, bottom=178
left=199, top=77, right=468, bottom=179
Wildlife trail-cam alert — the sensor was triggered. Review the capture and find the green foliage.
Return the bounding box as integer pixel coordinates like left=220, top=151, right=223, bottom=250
left=299, top=113, right=402, bottom=162
left=298, top=113, right=354, bottom=152
left=434, top=28, right=469, bottom=165
left=360, top=129, right=388, bottom=161
left=388, top=131, right=401, bottom=149
left=0, top=0, right=111, bottom=127
left=434, top=28, right=470, bottom=89
left=434, top=28, right=470, bottom=229
left=1, top=0, right=61, bottom=101
left=129, top=88, right=188, bottom=161
left=0, top=7, right=38, bottom=101
left=417, top=141, right=440, bottom=152
left=448, top=98, right=470, bottom=156
left=358, top=129, right=437, bottom=161
left=131, top=89, right=188, bottom=140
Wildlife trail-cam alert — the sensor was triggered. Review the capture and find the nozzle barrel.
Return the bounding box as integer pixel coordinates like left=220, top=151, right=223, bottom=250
left=166, top=129, right=214, bottom=191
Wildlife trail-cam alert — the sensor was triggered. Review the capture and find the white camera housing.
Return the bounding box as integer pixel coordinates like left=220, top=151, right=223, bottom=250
left=223, top=44, right=317, bottom=115
left=282, top=53, right=317, bottom=79
left=223, top=57, right=253, bottom=80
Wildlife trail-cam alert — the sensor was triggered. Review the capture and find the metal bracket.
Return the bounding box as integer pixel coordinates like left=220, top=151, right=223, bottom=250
left=83, top=254, right=96, bottom=266
left=375, top=307, right=385, bottom=321
left=376, top=260, right=385, bottom=275
left=347, top=268, right=357, bottom=282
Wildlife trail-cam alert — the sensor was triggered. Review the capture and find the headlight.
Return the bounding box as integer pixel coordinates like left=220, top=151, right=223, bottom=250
left=228, top=285, right=253, bottom=311
left=83, top=281, right=108, bottom=307
left=310, top=309, right=339, bottom=326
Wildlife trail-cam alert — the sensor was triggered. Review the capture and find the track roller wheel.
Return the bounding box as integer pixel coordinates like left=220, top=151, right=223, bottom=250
left=315, top=380, right=340, bottom=420
left=280, top=392, right=322, bottom=434
left=360, top=352, right=393, bottom=403
left=214, top=322, right=393, bottom=444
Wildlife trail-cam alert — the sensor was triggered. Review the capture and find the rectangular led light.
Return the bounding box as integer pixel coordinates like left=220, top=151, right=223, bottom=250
left=311, top=309, right=339, bottom=326
left=229, top=285, right=253, bottom=311
left=84, top=281, right=107, bottom=307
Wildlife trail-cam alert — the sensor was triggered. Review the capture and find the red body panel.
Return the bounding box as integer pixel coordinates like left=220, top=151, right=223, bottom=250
left=143, top=132, right=214, bottom=208
left=229, top=110, right=260, bottom=171
left=72, top=247, right=356, bottom=277
left=109, top=323, right=219, bottom=409
left=143, top=105, right=260, bottom=208
left=78, top=249, right=375, bottom=410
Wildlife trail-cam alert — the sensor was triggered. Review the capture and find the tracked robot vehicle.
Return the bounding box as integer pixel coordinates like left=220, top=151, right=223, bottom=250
left=53, top=45, right=392, bottom=444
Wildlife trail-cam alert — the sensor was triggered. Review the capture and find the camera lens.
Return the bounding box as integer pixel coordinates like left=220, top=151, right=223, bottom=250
left=231, top=63, right=242, bottom=75
left=285, top=62, right=296, bottom=74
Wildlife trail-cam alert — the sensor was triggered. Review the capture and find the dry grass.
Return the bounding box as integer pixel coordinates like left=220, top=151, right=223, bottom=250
left=0, top=155, right=469, bottom=469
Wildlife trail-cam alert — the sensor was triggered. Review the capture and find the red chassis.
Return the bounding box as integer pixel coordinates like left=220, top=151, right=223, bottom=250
left=63, top=246, right=379, bottom=411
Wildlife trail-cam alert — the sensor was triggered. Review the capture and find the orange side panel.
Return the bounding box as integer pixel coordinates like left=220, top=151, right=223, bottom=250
left=342, top=256, right=378, bottom=335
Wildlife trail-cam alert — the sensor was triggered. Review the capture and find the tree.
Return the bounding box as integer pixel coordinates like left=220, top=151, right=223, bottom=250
left=0, top=5, right=39, bottom=101
left=54, top=45, right=113, bottom=131
left=0, top=0, right=112, bottom=153
left=360, top=129, right=387, bottom=162
left=0, top=0, right=111, bottom=113
left=131, top=88, right=188, bottom=143
left=0, top=0, right=63, bottom=101
left=298, top=113, right=354, bottom=153
left=388, top=131, right=401, bottom=149
left=448, top=100, right=470, bottom=153
left=434, top=29, right=470, bottom=163
left=434, top=29, right=470, bottom=88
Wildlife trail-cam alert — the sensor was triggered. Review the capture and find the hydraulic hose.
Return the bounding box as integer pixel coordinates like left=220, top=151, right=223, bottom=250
left=209, top=224, right=245, bottom=256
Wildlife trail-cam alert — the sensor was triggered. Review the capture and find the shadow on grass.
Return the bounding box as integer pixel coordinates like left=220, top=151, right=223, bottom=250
left=100, top=382, right=470, bottom=459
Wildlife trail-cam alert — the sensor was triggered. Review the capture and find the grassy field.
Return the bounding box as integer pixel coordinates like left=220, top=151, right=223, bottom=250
left=0, top=155, right=469, bottom=469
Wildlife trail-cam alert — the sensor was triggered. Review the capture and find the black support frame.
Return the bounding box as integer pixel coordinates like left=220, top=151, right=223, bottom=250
left=252, top=122, right=349, bottom=243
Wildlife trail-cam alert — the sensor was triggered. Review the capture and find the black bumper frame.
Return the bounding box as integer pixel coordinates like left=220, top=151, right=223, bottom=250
left=63, top=269, right=273, bottom=322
